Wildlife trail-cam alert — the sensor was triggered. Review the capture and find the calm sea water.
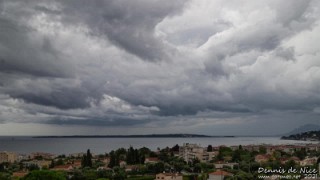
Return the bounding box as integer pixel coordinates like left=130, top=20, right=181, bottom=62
left=0, top=136, right=318, bottom=155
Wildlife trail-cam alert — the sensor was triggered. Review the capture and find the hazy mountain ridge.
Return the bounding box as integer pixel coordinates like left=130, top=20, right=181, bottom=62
left=33, top=134, right=229, bottom=138
left=283, top=124, right=320, bottom=136
left=281, top=130, right=320, bottom=141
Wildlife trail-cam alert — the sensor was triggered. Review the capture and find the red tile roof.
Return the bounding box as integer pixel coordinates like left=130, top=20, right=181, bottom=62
left=209, top=170, right=233, bottom=176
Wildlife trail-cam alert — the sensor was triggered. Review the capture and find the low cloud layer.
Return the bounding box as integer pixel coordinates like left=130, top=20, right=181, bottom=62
left=0, top=0, right=320, bottom=135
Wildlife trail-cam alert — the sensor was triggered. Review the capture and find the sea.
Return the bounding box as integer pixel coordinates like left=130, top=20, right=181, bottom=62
left=0, top=136, right=318, bottom=155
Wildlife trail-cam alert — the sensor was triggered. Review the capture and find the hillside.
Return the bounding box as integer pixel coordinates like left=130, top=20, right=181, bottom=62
left=283, top=124, right=320, bottom=136
left=281, top=130, right=320, bottom=141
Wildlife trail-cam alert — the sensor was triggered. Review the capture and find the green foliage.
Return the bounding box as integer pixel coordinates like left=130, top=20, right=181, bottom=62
left=0, top=172, right=10, bottom=180
left=108, top=151, right=118, bottom=168
left=183, top=175, right=199, bottom=180
left=146, top=162, right=165, bottom=174
left=55, top=159, right=64, bottom=166
left=216, top=146, right=233, bottom=161
left=27, top=164, right=40, bottom=171
left=158, top=151, right=169, bottom=162
left=0, top=164, right=5, bottom=172
left=284, top=160, right=296, bottom=169
left=126, top=146, right=145, bottom=165
left=232, top=149, right=241, bottom=162
left=83, top=169, right=98, bottom=180
left=108, top=147, right=149, bottom=168
left=294, top=148, right=307, bottom=160
left=126, top=175, right=154, bottom=180
left=70, top=170, right=85, bottom=180
left=82, top=149, right=93, bottom=168
left=34, top=156, right=43, bottom=160
left=171, top=159, right=185, bottom=173
left=171, top=144, right=180, bottom=152
left=259, top=146, right=267, bottom=154
left=22, top=170, right=66, bottom=180
left=233, top=171, right=254, bottom=180
left=112, top=167, right=126, bottom=180
left=57, top=155, right=66, bottom=159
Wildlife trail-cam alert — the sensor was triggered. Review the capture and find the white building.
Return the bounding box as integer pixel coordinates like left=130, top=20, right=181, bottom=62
left=179, top=143, right=216, bottom=163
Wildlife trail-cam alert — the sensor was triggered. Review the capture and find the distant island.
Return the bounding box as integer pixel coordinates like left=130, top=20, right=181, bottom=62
left=33, top=134, right=235, bottom=138
left=281, top=130, right=320, bottom=141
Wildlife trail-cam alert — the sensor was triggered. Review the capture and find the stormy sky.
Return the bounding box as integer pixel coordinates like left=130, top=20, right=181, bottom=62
left=0, top=0, right=320, bottom=136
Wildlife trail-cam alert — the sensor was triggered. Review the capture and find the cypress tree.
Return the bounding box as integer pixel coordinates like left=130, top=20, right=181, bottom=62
left=86, top=149, right=93, bottom=168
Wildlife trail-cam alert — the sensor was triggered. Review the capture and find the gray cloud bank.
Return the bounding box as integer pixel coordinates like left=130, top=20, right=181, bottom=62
left=0, top=0, right=320, bottom=135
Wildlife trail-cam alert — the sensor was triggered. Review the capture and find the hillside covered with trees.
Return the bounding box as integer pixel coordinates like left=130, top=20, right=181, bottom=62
left=281, top=131, right=320, bottom=141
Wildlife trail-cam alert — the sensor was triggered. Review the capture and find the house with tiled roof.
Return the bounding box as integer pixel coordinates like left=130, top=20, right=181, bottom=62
left=51, top=164, right=74, bottom=171
left=300, top=157, right=317, bottom=166
left=255, top=154, right=273, bottom=163
left=12, top=171, right=28, bottom=178
left=155, top=173, right=183, bottom=180
left=208, top=170, right=233, bottom=180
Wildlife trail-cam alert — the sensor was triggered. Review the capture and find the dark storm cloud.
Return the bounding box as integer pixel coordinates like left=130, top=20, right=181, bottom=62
left=0, top=0, right=320, bottom=134
left=12, top=87, right=89, bottom=109
left=0, top=18, right=72, bottom=78
left=46, top=117, right=151, bottom=126
left=58, top=0, right=187, bottom=61
left=0, top=0, right=188, bottom=110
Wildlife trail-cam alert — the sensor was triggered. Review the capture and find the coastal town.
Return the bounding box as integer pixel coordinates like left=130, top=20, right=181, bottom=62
left=1, top=143, right=320, bottom=180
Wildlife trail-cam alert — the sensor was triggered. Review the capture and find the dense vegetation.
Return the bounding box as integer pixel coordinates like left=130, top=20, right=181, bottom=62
left=1, top=144, right=319, bottom=180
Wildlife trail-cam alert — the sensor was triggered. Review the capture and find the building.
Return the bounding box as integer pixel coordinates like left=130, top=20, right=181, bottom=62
left=300, top=157, right=318, bottom=166
left=36, top=160, right=51, bottom=169
left=72, top=160, right=82, bottom=168
left=179, top=143, right=216, bottom=163
left=255, top=154, right=273, bottom=163
left=12, top=172, right=28, bottom=178
left=145, top=157, right=159, bottom=164
left=119, top=160, right=127, bottom=168
left=0, top=151, right=17, bottom=163
left=51, top=165, right=74, bottom=171
left=155, top=173, right=183, bottom=180
left=214, top=162, right=238, bottom=169
left=30, top=152, right=54, bottom=160
left=208, top=170, right=233, bottom=180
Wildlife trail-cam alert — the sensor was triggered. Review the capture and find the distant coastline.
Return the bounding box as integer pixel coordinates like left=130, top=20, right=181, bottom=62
left=281, top=131, right=320, bottom=141
left=33, top=134, right=235, bottom=138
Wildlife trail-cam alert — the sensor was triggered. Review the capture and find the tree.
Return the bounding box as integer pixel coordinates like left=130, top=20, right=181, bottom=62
left=82, top=149, right=93, bottom=168
left=259, top=146, right=267, bottom=154
left=49, top=160, right=55, bottom=168
left=232, top=149, right=241, bottom=162
left=83, top=169, right=98, bottom=180
left=22, top=170, right=66, bottom=180
left=171, top=144, right=180, bottom=152
left=56, top=159, right=64, bottom=166
left=27, top=164, right=39, bottom=171
left=294, top=148, right=307, bottom=160
left=112, top=166, right=126, bottom=180
left=108, top=151, right=117, bottom=168
left=207, top=145, right=213, bottom=152
left=87, top=149, right=93, bottom=168
left=154, top=162, right=165, bottom=173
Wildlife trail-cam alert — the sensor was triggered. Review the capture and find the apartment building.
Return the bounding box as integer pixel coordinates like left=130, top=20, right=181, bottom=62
left=0, top=151, right=18, bottom=163
left=179, top=143, right=217, bottom=163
